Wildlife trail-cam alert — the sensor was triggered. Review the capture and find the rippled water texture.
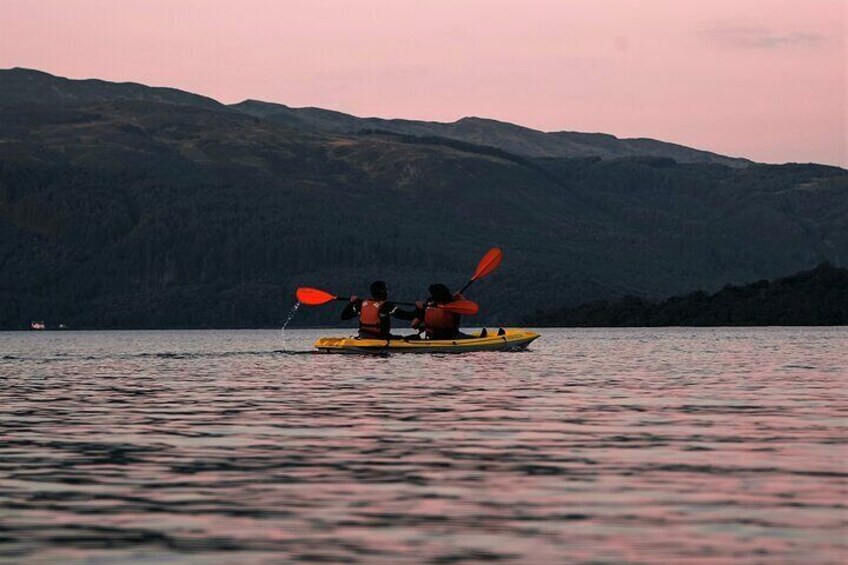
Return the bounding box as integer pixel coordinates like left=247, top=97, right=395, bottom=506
left=1, top=328, right=846, bottom=564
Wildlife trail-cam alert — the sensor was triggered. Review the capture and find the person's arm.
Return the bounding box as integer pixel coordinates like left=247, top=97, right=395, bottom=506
left=402, top=301, right=426, bottom=330
left=340, top=297, right=361, bottom=320
left=388, top=302, right=419, bottom=321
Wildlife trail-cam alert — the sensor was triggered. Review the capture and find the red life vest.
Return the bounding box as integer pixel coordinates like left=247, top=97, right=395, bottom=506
left=359, top=300, right=384, bottom=337
left=424, top=306, right=458, bottom=338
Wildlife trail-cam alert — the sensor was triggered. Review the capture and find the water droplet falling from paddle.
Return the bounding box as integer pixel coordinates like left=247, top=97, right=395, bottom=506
left=280, top=301, right=301, bottom=351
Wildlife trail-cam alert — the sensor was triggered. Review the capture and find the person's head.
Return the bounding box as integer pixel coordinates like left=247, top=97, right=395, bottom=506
left=370, top=280, right=388, bottom=300
left=428, top=283, right=452, bottom=304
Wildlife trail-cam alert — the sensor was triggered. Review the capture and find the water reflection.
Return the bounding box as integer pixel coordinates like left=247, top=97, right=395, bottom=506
left=1, top=328, right=846, bottom=563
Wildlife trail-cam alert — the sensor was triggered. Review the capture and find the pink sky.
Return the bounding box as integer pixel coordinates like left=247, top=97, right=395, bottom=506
left=1, top=0, right=845, bottom=165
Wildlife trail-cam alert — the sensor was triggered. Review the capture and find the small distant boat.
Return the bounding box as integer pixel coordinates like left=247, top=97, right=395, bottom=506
left=30, top=321, right=46, bottom=330
left=314, top=329, right=540, bottom=354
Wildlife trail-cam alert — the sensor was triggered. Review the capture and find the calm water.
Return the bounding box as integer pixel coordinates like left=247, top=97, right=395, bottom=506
left=1, top=328, right=846, bottom=564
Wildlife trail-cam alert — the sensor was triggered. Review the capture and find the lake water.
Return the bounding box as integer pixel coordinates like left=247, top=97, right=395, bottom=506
left=1, top=328, right=846, bottom=564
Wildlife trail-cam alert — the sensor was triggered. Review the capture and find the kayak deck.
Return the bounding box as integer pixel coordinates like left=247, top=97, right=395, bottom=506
left=314, top=329, right=540, bottom=354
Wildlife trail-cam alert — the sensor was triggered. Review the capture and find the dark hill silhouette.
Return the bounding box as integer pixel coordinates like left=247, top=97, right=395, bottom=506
left=0, top=68, right=845, bottom=329
left=0, top=67, right=224, bottom=110
left=0, top=67, right=751, bottom=168
left=230, top=99, right=750, bottom=167
left=529, top=263, right=848, bottom=326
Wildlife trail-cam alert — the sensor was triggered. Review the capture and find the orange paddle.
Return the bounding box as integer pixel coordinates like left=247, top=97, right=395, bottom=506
left=459, top=247, right=502, bottom=293
left=296, top=287, right=478, bottom=314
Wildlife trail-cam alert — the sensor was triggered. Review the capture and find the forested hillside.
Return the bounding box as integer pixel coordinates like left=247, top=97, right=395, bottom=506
left=529, top=263, right=848, bottom=326
left=1, top=68, right=846, bottom=329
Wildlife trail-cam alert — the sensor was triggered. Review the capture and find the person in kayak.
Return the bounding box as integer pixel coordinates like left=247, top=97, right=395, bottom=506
left=341, top=280, right=417, bottom=339
left=413, top=283, right=471, bottom=340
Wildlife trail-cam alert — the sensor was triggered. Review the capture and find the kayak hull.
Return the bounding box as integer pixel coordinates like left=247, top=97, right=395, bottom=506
left=314, top=329, right=540, bottom=354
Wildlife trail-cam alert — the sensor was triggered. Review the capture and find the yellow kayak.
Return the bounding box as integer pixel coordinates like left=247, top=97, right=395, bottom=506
left=314, top=329, right=540, bottom=354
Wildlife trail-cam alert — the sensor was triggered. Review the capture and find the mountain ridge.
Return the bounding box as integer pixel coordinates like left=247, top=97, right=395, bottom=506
left=228, top=97, right=751, bottom=167
left=2, top=68, right=749, bottom=166
left=0, top=67, right=225, bottom=111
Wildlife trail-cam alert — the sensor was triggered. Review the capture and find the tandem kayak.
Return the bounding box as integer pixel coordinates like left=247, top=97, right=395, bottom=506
left=314, top=329, right=540, bottom=354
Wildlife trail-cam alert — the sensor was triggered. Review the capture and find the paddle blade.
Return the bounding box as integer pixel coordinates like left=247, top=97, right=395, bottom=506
left=296, top=287, right=337, bottom=306
left=472, top=247, right=503, bottom=281
left=441, top=299, right=479, bottom=315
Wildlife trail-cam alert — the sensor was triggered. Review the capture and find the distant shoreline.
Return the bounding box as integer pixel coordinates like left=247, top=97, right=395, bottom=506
left=7, top=262, right=847, bottom=331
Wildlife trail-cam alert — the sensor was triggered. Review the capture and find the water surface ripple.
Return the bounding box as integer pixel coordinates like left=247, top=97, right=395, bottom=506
left=1, top=328, right=846, bottom=564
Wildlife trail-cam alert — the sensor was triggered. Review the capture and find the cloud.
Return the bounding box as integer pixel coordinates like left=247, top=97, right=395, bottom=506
left=703, top=23, right=825, bottom=49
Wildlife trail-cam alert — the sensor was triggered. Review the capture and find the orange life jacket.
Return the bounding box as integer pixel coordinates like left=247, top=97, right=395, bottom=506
left=424, top=306, right=458, bottom=338
left=359, top=300, right=384, bottom=337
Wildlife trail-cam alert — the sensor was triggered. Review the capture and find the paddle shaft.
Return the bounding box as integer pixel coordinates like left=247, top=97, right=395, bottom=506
left=336, top=297, right=477, bottom=313
left=335, top=296, right=417, bottom=307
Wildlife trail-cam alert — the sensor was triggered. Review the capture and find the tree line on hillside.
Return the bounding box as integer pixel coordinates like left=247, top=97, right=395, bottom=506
left=528, top=263, right=848, bottom=326
left=1, top=155, right=846, bottom=329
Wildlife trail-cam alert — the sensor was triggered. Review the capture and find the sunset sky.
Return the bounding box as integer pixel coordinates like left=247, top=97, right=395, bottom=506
left=2, top=0, right=845, bottom=166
